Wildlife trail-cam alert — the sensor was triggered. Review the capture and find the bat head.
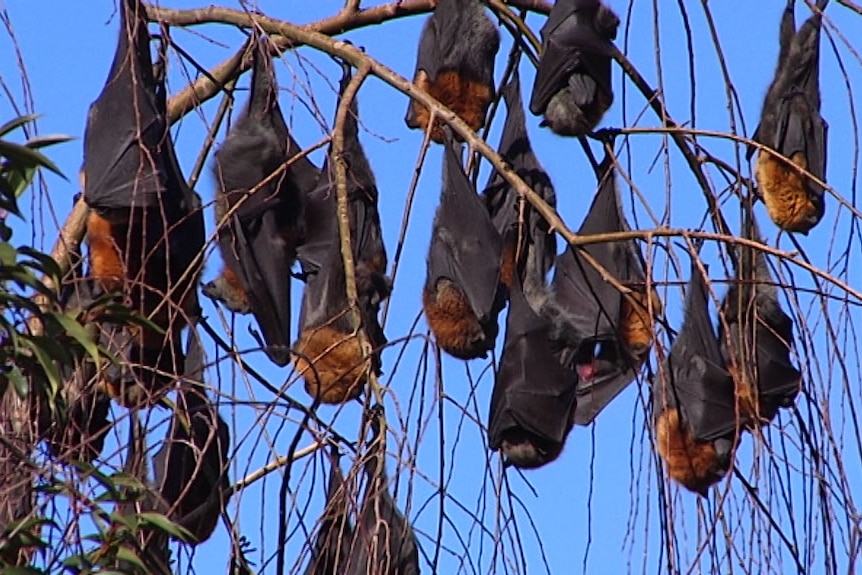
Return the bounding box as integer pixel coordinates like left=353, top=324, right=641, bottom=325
left=595, top=3, right=621, bottom=40
left=500, top=430, right=565, bottom=469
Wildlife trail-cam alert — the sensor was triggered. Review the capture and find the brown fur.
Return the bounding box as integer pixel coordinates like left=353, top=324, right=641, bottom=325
left=293, top=326, right=368, bottom=404
left=499, top=235, right=518, bottom=289
left=620, top=289, right=662, bottom=357
left=422, top=282, right=486, bottom=360
left=203, top=267, right=251, bottom=313
left=86, top=211, right=126, bottom=293
left=409, top=70, right=493, bottom=143
left=755, top=150, right=821, bottom=233
left=655, top=409, right=726, bottom=496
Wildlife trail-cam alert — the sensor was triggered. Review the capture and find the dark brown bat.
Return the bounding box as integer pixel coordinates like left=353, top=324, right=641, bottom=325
left=293, top=62, right=391, bottom=404
left=719, top=217, right=801, bottom=425
left=82, top=0, right=204, bottom=404
left=529, top=0, right=619, bottom=136
left=404, top=0, right=500, bottom=143
left=749, top=0, right=829, bottom=234
left=482, top=70, right=557, bottom=293
left=424, top=131, right=506, bottom=360
left=204, top=39, right=319, bottom=366
left=303, top=446, right=354, bottom=575
left=488, top=273, right=579, bottom=469
left=653, top=245, right=742, bottom=496
left=347, top=406, right=421, bottom=575
left=541, top=153, right=657, bottom=425
left=152, top=328, right=230, bottom=543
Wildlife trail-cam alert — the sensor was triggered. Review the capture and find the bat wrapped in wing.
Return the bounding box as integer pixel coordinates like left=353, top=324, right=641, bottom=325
left=653, top=246, right=743, bottom=496
left=82, top=0, right=204, bottom=405
left=424, top=131, right=506, bottom=360
left=719, top=216, right=801, bottom=425
left=303, top=446, right=354, bottom=575
left=405, top=0, right=500, bottom=143
left=346, top=406, right=421, bottom=575
left=205, top=38, right=320, bottom=366
left=749, top=0, right=829, bottom=234
left=529, top=0, right=619, bottom=136
left=482, top=70, right=557, bottom=293
left=152, top=327, right=230, bottom=543
left=294, top=62, right=391, bottom=404
left=542, top=153, right=659, bottom=425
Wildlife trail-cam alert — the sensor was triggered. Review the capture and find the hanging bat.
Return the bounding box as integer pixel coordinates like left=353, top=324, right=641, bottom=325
left=488, top=272, right=579, bottom=469
left=347, top=406, right=421, bottom=575
left=482, top=70, right=557, bottom=293
left=294, top=62, right=391, bottom=404
left=152, top=327, right=230, bottom=544
left=541, top=152, right=657, bottom=425
left=749, top=0, right=829, bottom=234
left=529, top=0, right=619, bottom=136
left=303, top=446, right=354, bottom=575
left=404, top=0, right=500, bottom=143
left=653, top=245, right=742, bottom=496
left=424, top=131, right=506, bottom=360
left=204, top=39, right=319, bottom=367
left=719, top=217, right=801, bottom=425
left=82, top=0, right=204, bottom=404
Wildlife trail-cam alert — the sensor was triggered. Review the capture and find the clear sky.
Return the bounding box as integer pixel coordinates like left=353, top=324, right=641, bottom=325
left=1, top=1, right=861, bottom=574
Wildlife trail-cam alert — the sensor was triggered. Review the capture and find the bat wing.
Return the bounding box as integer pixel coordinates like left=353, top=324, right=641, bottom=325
left=572, top=368, right=636, bottom=426
left=429, top=138, right=503, bottom=321
left=304, top=447, right=354, bottom=575
left=414, top=1, right=442, bottom=81
left=530, top=0, right=616, bottom=116
left=83, top=0, right=169, bottom=209
left=348, top=409, right=421, bottom=575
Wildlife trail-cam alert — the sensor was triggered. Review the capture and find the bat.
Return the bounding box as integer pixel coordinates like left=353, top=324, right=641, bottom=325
left=82, top=0, right=204, bottom=403
left=749, top=0, right=829, bottom=234
left=293, top=62, right=391, bottom=404
left=482, top=70, right=557, bottom=293
left=347, top=406, right=421, bottom=575
left=541, top=152, right=657, bottom=425
left=719, top=217, right=801, bottom=425
left=488, top=273, right=579, bottom=469
left=529, top=0, right=620, bottom=136
left=653, top=245, right=741, bottom=496
left=152, top=327, right=230, bottom=544
left=204, top=38, right=319, bottom=366
left=424, top=132, right=506, bottom=360
left=404, top=0, right=500, bottom=143
left=303, top=446, right=354, bottom=575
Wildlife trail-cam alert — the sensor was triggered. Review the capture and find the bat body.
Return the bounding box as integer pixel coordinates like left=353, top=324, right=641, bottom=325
left=653, top=250, right=740, bottom=496
left=303, top=447, right=354, bottom=575
left=750, top=0, right=829, bottom=234
left=347, top=407, right=421, bottom=575
left=82, top=0, right=204, bottom=404
left=205, top=39, right=319, bottom=366
left=541, top=155, right=657, bottom=425
left=424, top=133, right=506, bottom=360
left=529, top=0, right=619, bottom=136
left=482, top=71, right=557, bottom=294
left=294, top=64, right=391, bottom=404
left=405, top=0, right=500, bottom=142
left=152, top=328, right=230, bottom=543
left=719, top=219, right=801, bottom=424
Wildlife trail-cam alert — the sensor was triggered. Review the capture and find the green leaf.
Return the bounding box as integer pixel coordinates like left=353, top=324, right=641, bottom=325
left=52, top=312, right=100, bottom=365
left=24, top=134, right=73, bottom=149
left=6, top=365, right=28, bottom=398
left=0, top=140, right=65, bottom=178
left=0, top=114, right=40, bottom=138
left=0, top=242, right=17, bottom=266
left=138, top=512, right=193, bottom=542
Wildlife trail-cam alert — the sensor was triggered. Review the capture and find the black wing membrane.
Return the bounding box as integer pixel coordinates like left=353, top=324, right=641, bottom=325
left=303, top=446, right=354, bottom=575
left=488, top=275, right=578, bottom=469
left=347, top=408, right=421, bottom=575
left=405, top=0, right=500, bottom=142
left=750, top=0, right=829, bottom=234
left=152, top=328, right=230, bottom=544
left=423, top=132, right=505, bottom=360
left=293, top=62, right=391, bottom=405
left=529, top=0, right=619, bottom=136
left=719, top=216, right=801, bottom=424
left=653, top=246, right=740, bottom=496
left=206, top=38, right=319, bottom=366
left=482, top=71, right=557, bottom=294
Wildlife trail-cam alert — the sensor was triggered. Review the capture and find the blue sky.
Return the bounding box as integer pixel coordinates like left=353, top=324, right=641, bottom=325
left=2, top=1, right=862, bottom=573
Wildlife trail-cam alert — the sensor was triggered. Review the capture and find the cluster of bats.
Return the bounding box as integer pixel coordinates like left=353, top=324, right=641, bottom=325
left=42, top=0, right=831, bottom=567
